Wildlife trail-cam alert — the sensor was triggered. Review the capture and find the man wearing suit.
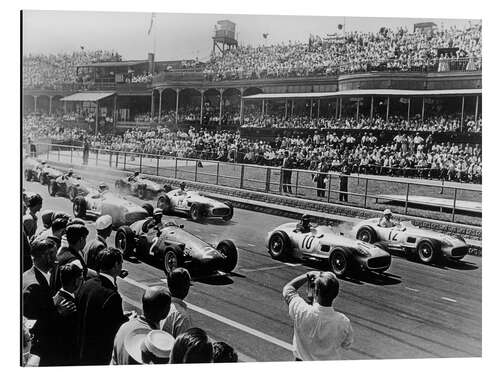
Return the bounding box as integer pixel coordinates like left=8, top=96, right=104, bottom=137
left=76, top=247, right=128, bottom=365
left=282, top=151, right=294, bottom=194
left=22, top=238, right=64, bottom=366
left=52, top=263, right=83, bottom=366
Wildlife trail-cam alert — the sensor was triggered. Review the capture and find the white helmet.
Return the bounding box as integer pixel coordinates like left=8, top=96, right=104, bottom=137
left=383, top=209, right=392, bottom=216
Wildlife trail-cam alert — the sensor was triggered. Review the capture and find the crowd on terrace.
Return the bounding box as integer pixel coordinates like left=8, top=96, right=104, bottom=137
left=23, top=114, right=482, bottom=183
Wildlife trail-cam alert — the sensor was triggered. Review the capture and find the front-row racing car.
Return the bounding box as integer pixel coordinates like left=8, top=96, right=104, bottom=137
left=24, top=157, right=63, bottom=185
left=266, top=222, right=391, bottom=278
left=157, top=185, right=233, bottom=222
left=114, top=216, right=238, bottom=275
left=72, top=184, right=151, bottom=228
left=115, top=173, right=167, bottom=200
left=48, top=173, right=92, bottom=201
left=353, top=218, right=470, bottom=264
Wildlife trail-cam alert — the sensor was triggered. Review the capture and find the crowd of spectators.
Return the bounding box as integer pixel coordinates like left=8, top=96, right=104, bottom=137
left=23, top=50, right=122, bottom=89
left=203, top=23, right=481, bottom=81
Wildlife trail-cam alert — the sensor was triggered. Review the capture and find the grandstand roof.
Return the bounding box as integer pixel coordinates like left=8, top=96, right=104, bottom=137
left=243, top=89, right=481, bottom=100
left=60, top=91, right=116, bottom=102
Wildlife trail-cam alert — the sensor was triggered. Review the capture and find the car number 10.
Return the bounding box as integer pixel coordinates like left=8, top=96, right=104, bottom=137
left=301, top=235, right=314, bottom=250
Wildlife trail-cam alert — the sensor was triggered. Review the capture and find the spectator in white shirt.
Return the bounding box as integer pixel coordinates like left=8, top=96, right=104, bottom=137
left=282, top=271, right=353, bottom=361
left=161, top=267, right=193, bottom=338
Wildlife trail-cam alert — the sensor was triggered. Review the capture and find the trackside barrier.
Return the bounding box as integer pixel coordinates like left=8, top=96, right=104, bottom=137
left=32, top=143, right=481, bottom=226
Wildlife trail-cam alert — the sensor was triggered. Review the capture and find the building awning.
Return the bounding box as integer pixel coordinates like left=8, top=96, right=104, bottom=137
left=60, top=91, right=116, bottom=102
left=243, top=88, right=482, bottom=100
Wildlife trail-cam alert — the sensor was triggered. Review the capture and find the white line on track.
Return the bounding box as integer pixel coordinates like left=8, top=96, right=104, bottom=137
left=120, top=294, right=256, bottom=362
left=405, top=287, right=420, bottom=292
left=239, top=265, right=295, bottom=272
left=441, top=297, right=457, bottom=303
left=118, top=276, right=294, bottom=353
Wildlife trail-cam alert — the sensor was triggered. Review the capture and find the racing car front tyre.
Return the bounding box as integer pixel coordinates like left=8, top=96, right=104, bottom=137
left=48, top=180, right=58, bottom=196
left=268, top=231, right=291, bottom=260
left=115, top=226, right=136, bottom=258
left=73, top=197, right=87, bottom=218
left=157, top=195, right=172, bottom=214
left=40, top=174, right=49, bottom=185
left=356, top=226, right=377, bottom=243
left=24, top=170, right=32, bottom=181
left=189, top=204, right=203, bottom=222
left=163, top=246, right=184, bottom=275
left=137, top=185, right=146, bottom=200
left=222, top=202, right=234, bottom=222
left=217, top=240, right=238, bottom=273
left=416, top=240, right=439, bottom=264
left=329, top=248, right=353, bottom=278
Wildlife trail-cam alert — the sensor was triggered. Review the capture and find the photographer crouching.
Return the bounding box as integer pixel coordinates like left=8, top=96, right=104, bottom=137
left=282, top=271, right=353, bottom=361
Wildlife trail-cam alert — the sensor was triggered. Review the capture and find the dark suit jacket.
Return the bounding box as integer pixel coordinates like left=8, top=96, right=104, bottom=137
left=22, top=267, right=59, bottom=366
left=52, top=290, right=79, bottom=366
left=76, top=274, right=127, bottom=365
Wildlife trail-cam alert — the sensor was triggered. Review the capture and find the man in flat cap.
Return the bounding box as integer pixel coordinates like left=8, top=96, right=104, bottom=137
left=85, top=215, right=113, bottom=271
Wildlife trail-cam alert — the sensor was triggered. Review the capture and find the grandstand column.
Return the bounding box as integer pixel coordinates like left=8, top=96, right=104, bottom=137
left=261, top=99, right=265, bottom=117
left=460, top=96, right=465, bottom=131
left=386, top=96, right=390, bottom=121
left=317, top=99, right=320, bottom=119
left=335, top=98, right=339, bottom=119
left=200, top=90, right=204, bottom=125
left=219, top=88, right=223, bottom=126
left=34, top=95, right=38, bottom=113
left=284, top=99, right=288, bottom=119
left=370, top=96, right=374, bottom=120
left=95, top=101, right=99, bottom=136
left=239, top=88, right=244, bottom=125
left=475, top=95, right=479, bottom=122
left=309, top=99, right=313, bottom=119
left=151, top=90, right=155, bottom=119
left=291, top=100, right=294, bottom=117
left=158, top=88, right=163, bottom=121
left=49, top=96, right=53, bottom=115
left=175, top=88, right=180, bottom=124
left=421, top=98, right=425, bottom=121
left=339, top=97, right=342, bottom=119
left=356, top=100, right=360, bottom=121
left=113, top=95, right=117, bottom=130
left=407, top=98, right=411, bottom=122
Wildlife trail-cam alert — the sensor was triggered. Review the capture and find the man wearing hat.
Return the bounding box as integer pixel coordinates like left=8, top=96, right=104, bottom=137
left=378, top=209, right=396, bottom=228
left=35, top=212, right=70, bottom=248
left=112, top=286, right=172, bottom=365
left=85, top=214, right=112, bottom=270
left=124, top=329, right=175, bottom=364
left=23, top=193, right=43, bottom=240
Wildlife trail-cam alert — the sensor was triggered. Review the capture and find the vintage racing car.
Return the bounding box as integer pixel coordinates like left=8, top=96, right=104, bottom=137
left=115, top=175, right=167, bottom=199
left=266, top=222, right=391, bottom=277
left=114, top=218, right=238, bottom=275
left=24, top=158, right=63, bottom=185
left=73, top=187, right=152, bottom=227
left=23, top=157, right=42, bottom=182
left=157, top=188, right=233, bottom=222
left=352, top=218, right=470, bottom=264
left=48, top=174, right=92, bottom=201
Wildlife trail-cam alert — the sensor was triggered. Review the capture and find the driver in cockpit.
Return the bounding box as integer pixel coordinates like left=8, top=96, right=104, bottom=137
left=174, top=181, right=188, bottom=196
left=378, top=209, right=397, bottom=228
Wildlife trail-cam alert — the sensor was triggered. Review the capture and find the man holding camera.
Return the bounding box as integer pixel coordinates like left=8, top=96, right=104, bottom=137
left=282, top=271, right=353, bottom=361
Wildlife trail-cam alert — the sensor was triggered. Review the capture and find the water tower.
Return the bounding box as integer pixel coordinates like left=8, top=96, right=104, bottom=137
left=212, top=20, right=238, bottom=55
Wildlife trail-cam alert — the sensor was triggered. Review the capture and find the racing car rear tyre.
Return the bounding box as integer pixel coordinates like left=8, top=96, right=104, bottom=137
left=115, top=226, right=136, bottom=258
left=268, top=231, right=291, bottom=260
left=356, top=226, right=377, bottom=243
left=68, top=187, right=77, bottom=201
left=163, top=246, right=184, bottom=275
left=40, top=174, right=49, bottom=185
left=329, top=248, right=353, bottom=278
left=73, top=197, right=87, bottom=218
left=217, top=240, right=238, bottom=273
left=157, top=195, right=172, bottom=214
left=25, top=170, right=32, bottom=181
left=222, top=202, right=234, bottom=222
left=189, top=204, right=203, bottom=222
left=48, top=180, right=58, bottom=196
left=142, top=203, right=154, bottom=217
left=416, top=240, right=439, bottom=264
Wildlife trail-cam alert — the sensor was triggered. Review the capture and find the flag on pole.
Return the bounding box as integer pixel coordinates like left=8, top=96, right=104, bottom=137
left=147, top=13, right=155, bottom=35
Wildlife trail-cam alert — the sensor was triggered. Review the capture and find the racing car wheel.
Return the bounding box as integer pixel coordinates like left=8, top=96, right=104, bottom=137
left=356, top=226, right=377, bottom=243
left=268, top=231, right=291, bottom=260
left=222, top=201, right=234, bottom=222
left=329, top=248, right=354, bottom=278
left=73, top=197, right=87, bottom=218
left=115, top=226, right=136, bottom=258
left=163, top=246, right=184, bottom=275
left=416, top=239, right=440, bottom=264
left=48, top=180, right=58, bottom=197
left=189, top=203, right=203, bottom=222
left=216, top=240, right=238, bottom=273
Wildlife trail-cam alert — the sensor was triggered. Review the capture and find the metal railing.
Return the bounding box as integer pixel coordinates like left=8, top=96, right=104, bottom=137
left=29, top=142, right=481, bottom=226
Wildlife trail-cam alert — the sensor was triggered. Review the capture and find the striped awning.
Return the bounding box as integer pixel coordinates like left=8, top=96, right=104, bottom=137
left=60, top=91, right=116, bottom=102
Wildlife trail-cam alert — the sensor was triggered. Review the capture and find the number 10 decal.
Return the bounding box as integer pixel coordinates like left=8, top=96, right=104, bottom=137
left=302, top=235, right=314, bottom=249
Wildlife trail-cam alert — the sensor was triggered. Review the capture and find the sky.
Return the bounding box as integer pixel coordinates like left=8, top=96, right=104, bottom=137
left=22, top=10, right=480, bottom=62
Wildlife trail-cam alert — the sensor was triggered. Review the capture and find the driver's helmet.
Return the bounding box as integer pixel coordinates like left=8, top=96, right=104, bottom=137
left=301, top=214, right=311, bottom=224
left=134, top=171, right=140, bottom=177
left=179, top=182, right=186, bottom=190
left=98, top=183, right=109, bottom=193
left=67, top=168, right=73, bottom=177
left=383, top=209, right=392, bottom=217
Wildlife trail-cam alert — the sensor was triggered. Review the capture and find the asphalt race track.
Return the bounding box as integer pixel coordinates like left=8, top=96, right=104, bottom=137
left=24, top=180, right=482, bottom=362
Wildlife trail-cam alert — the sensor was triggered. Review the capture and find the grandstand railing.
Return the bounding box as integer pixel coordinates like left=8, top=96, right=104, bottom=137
left=32, top=142, right=481, bottom=226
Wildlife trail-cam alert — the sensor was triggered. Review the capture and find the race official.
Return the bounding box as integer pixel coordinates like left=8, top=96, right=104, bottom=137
left=76, top=247, right=129, bottom=365
left=23, top=193, right=43, bottom=239
left=283, top=271, right=353, bottom=361
left=111, top=286, right=172, bottom=365
left=85, top=215, right=112, bottom=270
left=52, top=263, right=83, bottom=366
left=161, top=267, right=193, bottom=338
